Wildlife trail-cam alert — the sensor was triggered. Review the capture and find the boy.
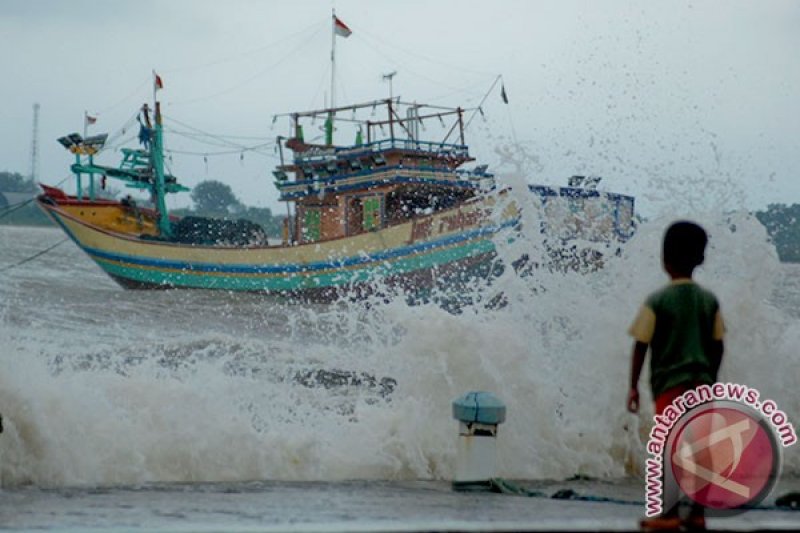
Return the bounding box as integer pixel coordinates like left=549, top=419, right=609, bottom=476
left=627, top=221, right=725, bottom=531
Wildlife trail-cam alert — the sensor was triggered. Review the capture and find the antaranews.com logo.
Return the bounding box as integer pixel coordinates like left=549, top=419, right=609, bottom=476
left=645, top=382, right=797, bottom=517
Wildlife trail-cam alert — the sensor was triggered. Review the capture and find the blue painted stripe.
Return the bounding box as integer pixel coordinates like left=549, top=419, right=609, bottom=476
left=81, top=219, right=517, bottom=275
left=527, top=184, right=634, bottom=202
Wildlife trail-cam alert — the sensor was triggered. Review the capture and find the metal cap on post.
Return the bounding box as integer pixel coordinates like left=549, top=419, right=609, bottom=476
left=452, top=391, right=506, bottom=491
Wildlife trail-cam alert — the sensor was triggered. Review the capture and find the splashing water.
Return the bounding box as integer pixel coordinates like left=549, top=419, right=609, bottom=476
left=0, top=188, right=798, bottom=488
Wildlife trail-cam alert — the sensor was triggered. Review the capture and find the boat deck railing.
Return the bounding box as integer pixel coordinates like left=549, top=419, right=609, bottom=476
left=293, top=138, right=470, bottom=165
left=277, top=165, right=493, bottom=201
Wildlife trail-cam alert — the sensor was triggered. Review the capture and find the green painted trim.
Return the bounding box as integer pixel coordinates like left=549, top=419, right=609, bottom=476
left=304, top=208, right=321, bottom=242
left=152, top=119, right=172, bottom=237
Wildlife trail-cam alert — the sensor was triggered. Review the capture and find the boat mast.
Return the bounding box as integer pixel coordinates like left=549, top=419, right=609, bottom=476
left=330, top=9, right=336, bottom=112
left=327, top=9, right=336, bottom=145
left=151, top=72, right=172, bottom=238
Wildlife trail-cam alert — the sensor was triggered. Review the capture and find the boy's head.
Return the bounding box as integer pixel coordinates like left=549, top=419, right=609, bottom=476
left=662, top=221, right=708, bottom=277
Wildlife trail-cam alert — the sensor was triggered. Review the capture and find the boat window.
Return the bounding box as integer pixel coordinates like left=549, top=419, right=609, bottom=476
left=303, top=208, right=321, bottom=242
left=362, top=197, right=382, bottom=231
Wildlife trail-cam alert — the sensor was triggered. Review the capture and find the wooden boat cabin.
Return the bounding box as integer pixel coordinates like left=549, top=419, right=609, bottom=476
left=273, top=99, right=494, bottom=245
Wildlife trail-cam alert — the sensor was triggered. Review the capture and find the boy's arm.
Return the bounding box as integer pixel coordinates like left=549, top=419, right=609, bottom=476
left=628, top=341, right=648, bottom=413
left=627, top=304, right=655, bottom=414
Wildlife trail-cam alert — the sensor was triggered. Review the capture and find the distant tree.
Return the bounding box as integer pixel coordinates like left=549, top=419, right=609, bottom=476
left=0, top=171, right=45, bottom=225
left=190, top=180, right=241, bottom=214
left=241, top=206, right=283, bottom=237
left=0, top=171, right=37, bottom=193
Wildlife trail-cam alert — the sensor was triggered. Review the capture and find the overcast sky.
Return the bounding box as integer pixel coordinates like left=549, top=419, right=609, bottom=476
left=1, top=0, right=798, bottom=215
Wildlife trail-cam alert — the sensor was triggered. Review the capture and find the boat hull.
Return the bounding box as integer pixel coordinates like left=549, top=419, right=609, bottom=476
left=37, top=192, right=513, bottom=300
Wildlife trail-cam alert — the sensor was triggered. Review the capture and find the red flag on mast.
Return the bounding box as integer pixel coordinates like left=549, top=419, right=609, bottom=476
left=154, top=72, right=164, bottom=91
left=333, top=16, right=352, bottom=38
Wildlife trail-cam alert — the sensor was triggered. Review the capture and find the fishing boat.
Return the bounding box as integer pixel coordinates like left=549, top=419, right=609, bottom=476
left=37, top=97, right=633, bottom=301
left=36, top=15, right=635, bottom=301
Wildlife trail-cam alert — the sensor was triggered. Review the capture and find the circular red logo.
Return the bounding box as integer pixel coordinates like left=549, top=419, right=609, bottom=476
left=670, top=406, right=778, bottom=510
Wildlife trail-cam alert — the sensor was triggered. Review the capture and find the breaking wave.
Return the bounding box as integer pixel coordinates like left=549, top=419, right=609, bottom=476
left=1, top=189, right=798, bottom=488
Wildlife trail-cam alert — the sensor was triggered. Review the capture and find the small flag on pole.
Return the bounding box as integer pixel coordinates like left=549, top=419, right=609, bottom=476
left=85, top=113, right=97, bottom=125
left=333, top=16, right=352, bottom=38
left=500, top=83, right=509, bottom=104
left=154, top=71, right=164, bottom=91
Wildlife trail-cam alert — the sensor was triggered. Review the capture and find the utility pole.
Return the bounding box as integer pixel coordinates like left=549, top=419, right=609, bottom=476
left=30, top=103, right=40, bottom=182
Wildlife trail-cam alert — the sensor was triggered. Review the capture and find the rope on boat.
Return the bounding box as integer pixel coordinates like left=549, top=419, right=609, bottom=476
left=166, top=22, right=327, bottom=107
left=163, top=116, right=278, bottom=160
left=463, top=75, right=503, bottom=132
left=0, top=197, right=36, bottom=219
left=0, top=238, right=69, bottom=273
left=162, top=18, right=328, bottom=76
left=488, top=478, right=800, bottom=512
left=0, top=175, right=72, bottom=219
left=0, top=175, right=73, bottom=221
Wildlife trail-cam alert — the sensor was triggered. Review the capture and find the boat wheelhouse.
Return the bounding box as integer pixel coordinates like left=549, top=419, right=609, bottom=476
left=273, top=99, right=494, bottom=246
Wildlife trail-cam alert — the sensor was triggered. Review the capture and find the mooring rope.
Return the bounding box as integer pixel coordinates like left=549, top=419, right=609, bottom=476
left=0, top=238, right=69, bottom=273
left=0, top=197, right=36, bottom=220
left=0, top=175, right=71, bottom=221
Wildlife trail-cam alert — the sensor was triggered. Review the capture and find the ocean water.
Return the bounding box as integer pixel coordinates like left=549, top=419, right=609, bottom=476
left=1, top=200, right=799, bottom=530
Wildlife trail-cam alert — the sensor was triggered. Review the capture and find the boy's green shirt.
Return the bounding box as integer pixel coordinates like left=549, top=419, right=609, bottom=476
left=629, top=279, right=725, bottom=397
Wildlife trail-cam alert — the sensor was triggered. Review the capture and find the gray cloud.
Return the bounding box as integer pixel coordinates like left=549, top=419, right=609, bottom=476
left=1, top=0, right=798, bottom=215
